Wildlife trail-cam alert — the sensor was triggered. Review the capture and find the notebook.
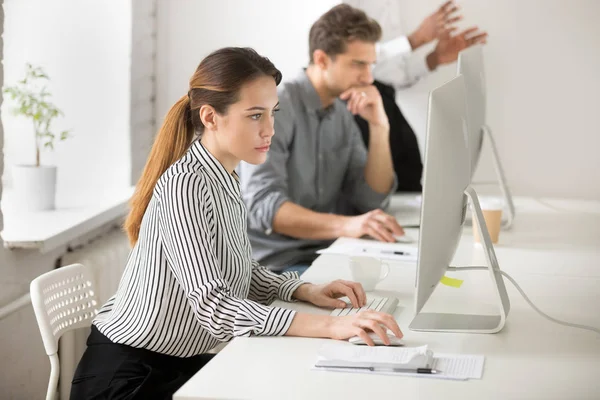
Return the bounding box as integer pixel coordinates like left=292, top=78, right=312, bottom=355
left=314, top=343, right=484, bottom=381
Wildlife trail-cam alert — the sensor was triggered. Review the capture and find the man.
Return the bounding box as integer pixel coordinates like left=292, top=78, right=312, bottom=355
left=240, top=4, right=484, bottom=274
left=359, top=1, right=488, bottom=192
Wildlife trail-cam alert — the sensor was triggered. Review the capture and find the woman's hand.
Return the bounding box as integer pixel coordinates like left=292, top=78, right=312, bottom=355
left=289, top=282, right=403, bottom=346
left=293, top=280, right=366, bottom=308
left=328, top=310, right=403, bottom=346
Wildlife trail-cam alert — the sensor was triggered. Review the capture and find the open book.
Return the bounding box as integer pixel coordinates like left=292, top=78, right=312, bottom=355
left=314, top=343, right=484, bottom=380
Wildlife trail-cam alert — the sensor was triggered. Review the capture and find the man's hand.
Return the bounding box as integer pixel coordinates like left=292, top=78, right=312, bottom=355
left=339, top=85, right=389, bottom=129
left=428, top=26, right=488, bottom=69
left=409, top=0, right=462, bottom=50
left=341, top=209, right=404, bottom=243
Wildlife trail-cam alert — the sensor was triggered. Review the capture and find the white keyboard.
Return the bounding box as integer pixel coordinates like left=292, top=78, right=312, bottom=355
left=330, top=296, right=399, bottom=317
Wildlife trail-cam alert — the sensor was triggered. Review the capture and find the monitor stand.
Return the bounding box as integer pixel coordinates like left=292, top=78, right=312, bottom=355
left=483, top=124, right=515, bottom=229
left=409, top=186, right=511, bottom=333
left=472, top=124, right=516, bottom=228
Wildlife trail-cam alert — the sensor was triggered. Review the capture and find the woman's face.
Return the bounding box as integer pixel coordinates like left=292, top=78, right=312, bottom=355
left=205, top=75, right=279, bottom=169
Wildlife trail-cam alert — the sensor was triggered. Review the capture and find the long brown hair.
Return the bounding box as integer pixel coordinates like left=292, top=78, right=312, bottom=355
left=124, top=47, right=282, bottom=246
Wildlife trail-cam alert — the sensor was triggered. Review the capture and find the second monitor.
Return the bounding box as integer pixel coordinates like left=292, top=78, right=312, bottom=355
left=458, top=44, right=515, bottom=228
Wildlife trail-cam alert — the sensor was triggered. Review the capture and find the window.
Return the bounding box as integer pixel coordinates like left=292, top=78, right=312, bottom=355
left=1, top=0, right=133, bottom=211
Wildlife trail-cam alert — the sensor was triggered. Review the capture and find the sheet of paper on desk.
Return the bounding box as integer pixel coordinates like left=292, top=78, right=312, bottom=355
left=316, top=238, right=418, bottom=262
left=316, top=344, right=432, bottom=369
left=313, top=343, right=484, bottom=381
left=313, top=360, right=469, bottom=381
left=432, top=354, right=485, bottom=379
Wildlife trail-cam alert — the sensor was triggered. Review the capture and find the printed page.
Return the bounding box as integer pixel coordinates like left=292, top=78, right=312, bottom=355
left=316, top=344, right=431, bottom=369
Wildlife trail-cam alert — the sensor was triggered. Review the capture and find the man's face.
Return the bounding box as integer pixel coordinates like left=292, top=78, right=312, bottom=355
left=322, top=40, right=377, bottom=97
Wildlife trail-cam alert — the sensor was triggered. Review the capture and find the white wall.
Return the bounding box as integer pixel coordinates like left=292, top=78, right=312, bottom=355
left=131, top=0, right=158, bottom=184
left=2, top=0, right=132, bottom=202
left=1, top=2, right=158, bottom=397
left=349, top=0, right=600, bottom=200
left=0, top=3, right=58, bottom=398
left=155, top=0, right=341, bottom=124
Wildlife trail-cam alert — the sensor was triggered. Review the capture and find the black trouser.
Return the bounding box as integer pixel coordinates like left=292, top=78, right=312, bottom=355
left=70, top=325, right=215, bottom=400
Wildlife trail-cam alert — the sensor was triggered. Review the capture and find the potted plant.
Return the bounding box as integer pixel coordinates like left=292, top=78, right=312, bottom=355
left=3, top=63, right=70, bottom=211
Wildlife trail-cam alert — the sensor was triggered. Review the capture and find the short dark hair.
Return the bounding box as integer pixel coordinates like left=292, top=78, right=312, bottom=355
left=308, top=4, right=382, bottom=63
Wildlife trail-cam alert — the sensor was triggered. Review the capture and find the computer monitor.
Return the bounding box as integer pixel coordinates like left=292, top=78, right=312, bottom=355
left=392, top=46, right=514, bottom=228
left=408, top=75, right=510, bottom=333
left=457, top=45, right=486, bottom=172
left=458, top=45, right=515, bottom=227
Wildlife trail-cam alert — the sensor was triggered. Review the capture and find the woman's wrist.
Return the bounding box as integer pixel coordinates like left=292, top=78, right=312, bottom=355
left=292, top=283, right=314, bottom=302
left=285, top=312, right=335, bottom=339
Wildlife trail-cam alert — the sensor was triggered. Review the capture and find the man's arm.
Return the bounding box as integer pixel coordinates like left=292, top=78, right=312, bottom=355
left=407, top=0, right=461, bottom=51
left=274, top=203, right=403, bottom=243
left=272, top=202, right=347, bottom=240
left=364, top=122, right=395, bottom=194
left=340, top=85, right=395, bottom=197
left=374, top=37, right=432, bottom=91
left=374, top=1, right=466, bottom=89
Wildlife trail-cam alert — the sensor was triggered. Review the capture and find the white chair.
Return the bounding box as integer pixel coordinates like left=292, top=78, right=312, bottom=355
left=30, top=263, right=100, bottom=400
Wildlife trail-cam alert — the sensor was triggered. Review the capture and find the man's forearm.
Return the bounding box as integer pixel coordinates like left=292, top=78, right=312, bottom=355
left=365, top=123, right=395, bottom=194
left=272, top=201, right=347, bottom=240
left=426, top=51, right=439, bottom=71
left=408, top=31, right=424, bottom=51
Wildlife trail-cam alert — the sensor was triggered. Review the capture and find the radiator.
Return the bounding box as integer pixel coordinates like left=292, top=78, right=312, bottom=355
left=58, top=228, right=130, bottom=399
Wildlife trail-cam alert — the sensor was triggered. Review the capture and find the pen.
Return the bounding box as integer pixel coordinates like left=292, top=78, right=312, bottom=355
left=362, top=249, right=411, bottom=256
left=315, top=365, right=440, bottom=374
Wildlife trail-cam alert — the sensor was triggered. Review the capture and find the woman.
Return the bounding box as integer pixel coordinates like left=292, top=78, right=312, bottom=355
left=71, top=47, right=402, bottom=399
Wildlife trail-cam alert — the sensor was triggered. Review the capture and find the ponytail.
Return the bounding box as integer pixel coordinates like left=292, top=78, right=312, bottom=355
left=124, top=95, right=195, bottom=246
left=125, top=47, right=282, bottom=246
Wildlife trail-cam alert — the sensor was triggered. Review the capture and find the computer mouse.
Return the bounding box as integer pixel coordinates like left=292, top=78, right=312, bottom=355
left=349, top=332, right=405, bottom=346
left=394, top=234, right=416, bottom=244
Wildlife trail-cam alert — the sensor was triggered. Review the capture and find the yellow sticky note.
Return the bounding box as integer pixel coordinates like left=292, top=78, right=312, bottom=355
left=440, top=275, right=464, bottom=288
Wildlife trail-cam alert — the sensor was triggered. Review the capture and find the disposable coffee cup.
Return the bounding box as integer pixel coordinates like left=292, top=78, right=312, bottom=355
left=473, top=198, right=503, bottom=244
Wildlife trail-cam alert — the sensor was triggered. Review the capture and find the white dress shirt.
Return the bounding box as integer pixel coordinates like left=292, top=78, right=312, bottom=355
left=375, top=35, right=430, bottom=90
left=94, top=140, right=305, bottom=357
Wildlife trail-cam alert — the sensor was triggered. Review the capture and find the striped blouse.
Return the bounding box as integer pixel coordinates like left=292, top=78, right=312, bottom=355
left=94, top=140, right=305, bottom=357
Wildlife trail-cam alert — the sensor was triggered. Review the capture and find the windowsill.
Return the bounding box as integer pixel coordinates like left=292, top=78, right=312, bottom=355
left=1, top=186, right=135, bottom=253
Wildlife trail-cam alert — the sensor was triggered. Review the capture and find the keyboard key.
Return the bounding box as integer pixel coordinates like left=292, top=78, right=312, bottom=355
left=330, top=296, right=398, bottom=317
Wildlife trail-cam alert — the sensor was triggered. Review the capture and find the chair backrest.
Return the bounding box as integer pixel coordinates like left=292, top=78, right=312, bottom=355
left=30, top=263, right=100, bottom=356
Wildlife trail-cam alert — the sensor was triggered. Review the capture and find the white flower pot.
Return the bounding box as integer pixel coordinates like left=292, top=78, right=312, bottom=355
left=11, top=165, right=57, bottom=211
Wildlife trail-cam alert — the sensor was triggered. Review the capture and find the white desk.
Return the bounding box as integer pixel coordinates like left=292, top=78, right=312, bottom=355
left=175, top=197, right=600, bottom=400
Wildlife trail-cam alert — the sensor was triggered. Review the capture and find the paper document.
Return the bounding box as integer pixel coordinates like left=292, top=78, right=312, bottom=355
left=316, top=344, right=432, bottom=369
left=314, top=343, right=484, bottom=381
left=432, top=354, right=485, bottom=379
left=316, top=238, right=418, bottom=262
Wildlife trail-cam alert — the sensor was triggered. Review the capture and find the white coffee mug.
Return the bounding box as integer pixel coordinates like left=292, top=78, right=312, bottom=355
left=349, top=256, right=390, bottom=292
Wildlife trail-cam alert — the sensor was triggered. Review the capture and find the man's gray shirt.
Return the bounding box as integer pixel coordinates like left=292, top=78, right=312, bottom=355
left=240, top=71, right=397, bottom=270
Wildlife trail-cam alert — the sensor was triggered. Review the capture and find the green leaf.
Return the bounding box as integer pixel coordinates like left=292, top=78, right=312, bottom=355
left=4, top=63, right=69, bottom=152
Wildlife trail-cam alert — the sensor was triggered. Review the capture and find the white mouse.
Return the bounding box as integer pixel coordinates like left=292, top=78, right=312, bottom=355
left=349, top=332, right=405, bottom=346
left=394, top=234, right=416, bottom=244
